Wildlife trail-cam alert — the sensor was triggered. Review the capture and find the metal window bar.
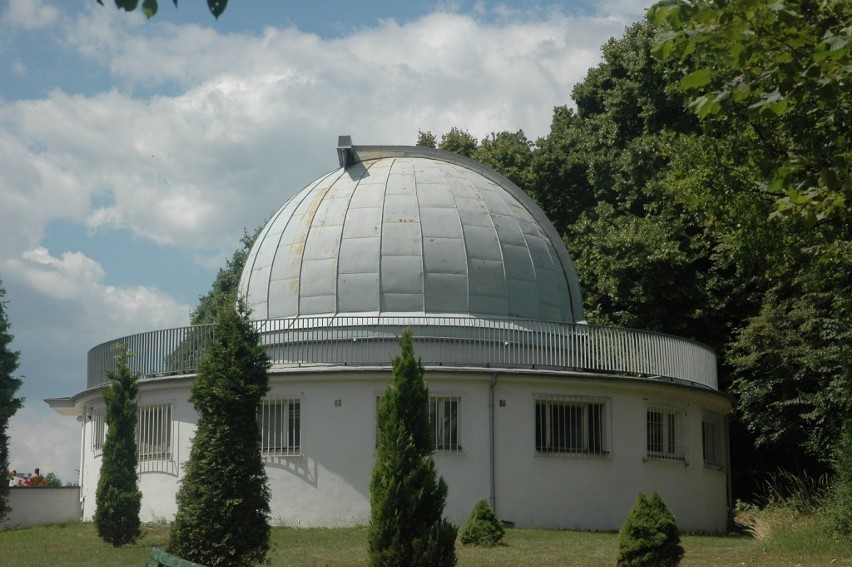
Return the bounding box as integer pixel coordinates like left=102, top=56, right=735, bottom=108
left=535, top=394, right=609, bottom=455
left=138, top=403, right=172, bottom=464
left=429, top=396, right=461, bottom=451
left=646, top=405, right=685, bottom=461
left=258, top=398, right=301, bottom=457
left=91, top=408, right=105, bottom=455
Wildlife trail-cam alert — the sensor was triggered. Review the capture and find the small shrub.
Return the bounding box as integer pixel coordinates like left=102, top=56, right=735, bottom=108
left=616, top=492, right=684, bottom=567
left=459, top=499, right=504, bottom=547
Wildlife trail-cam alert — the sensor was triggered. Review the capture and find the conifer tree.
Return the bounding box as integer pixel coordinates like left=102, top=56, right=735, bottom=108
left=0, top=278, right=23, bottom=523
left=168, top=301, right=271, bottom=567
left=94, top=345, right=142, bottom=546
left=368, top=330, right=457, bottom=567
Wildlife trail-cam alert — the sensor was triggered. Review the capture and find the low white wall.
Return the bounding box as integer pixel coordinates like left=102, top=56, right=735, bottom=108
left=1, top=487, right=81, bottom=529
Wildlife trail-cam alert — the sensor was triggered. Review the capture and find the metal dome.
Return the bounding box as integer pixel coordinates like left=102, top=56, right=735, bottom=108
left=239, top=137, right=585, bottom=323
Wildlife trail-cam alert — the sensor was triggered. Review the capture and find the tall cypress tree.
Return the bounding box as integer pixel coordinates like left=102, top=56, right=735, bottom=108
left=0, top=278, right=23, bottom=523
left=168, top=302, right=271, bottom=567
left=95, top=345, right=142, bottom=546
left=368, top=330, right=457, bottom=567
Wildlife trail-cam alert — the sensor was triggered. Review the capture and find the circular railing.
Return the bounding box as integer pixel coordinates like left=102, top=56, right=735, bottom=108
left=87, top=316, right=718, bottom=390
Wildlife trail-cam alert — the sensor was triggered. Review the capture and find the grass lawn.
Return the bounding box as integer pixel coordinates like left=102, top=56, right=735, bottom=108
left=0, top=519, right=850, bottom=566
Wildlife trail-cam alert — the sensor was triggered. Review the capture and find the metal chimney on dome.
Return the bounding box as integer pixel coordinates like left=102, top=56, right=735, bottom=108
left=337, top=135, right=356, bottom=168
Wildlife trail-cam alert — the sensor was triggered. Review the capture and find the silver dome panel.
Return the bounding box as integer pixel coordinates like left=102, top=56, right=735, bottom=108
left=239, top=144, right=585, bottom=323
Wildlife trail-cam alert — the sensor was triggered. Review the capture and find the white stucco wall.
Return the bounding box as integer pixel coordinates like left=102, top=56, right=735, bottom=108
left=73, top=368, right=731, bottom=532
left=1, top=487, right=81, bottom=529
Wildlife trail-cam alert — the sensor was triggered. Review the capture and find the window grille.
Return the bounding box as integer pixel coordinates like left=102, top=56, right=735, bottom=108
left=138, top=403, right=172, bottom=462
left=646, top=404, right=685, bottom=461
left=91, top=408, right=106, bottom=455
left=535, top=395, right=609, bottom=455
left=429, top=396, right=461, bottom=451
left=258, top=398, right=301, bottom=456
left=702, top=411, right=725, bottom=469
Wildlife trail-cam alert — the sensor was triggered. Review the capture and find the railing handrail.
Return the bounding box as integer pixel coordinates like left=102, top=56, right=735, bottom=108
left=86, top=316, right=718, bottom=391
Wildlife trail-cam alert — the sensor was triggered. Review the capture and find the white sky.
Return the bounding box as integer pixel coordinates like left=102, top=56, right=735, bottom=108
left=1, top=0, right=649, bottom=483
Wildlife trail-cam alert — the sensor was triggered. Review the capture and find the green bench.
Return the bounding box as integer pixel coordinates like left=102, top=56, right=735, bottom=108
left=146, top=548, right=207, bottom=567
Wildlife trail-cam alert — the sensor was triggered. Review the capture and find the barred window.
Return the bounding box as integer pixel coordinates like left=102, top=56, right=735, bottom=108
left=535, top=395, right=609, bottom=455
left=646, top=405, right=685, bottom=461
left=702, top=411, right=725, bottom=469
left=91, top=408, right=106, bottom=455
left=138, top=403, right=172, bottom=462
left=258, top=398, right=301, bottom=456
left=429, top=396, right=461, bottom=452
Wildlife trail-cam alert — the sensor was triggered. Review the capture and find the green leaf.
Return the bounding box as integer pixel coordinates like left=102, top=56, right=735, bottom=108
left=750, top=90, right=788, bottom=116
left=142, top=0, right=157, bottom=18
left=115, top=0, right=138, bottom=11
left=651, top=36, right=675, bottom=61
left=689, top=93, right=723, bottom=117
left=208, top=0, right=227, bottom=19
left=680, top=69, right=713, bottom=90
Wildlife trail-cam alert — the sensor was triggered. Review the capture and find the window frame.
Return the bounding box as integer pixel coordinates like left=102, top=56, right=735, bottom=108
left=701, top=410, right=726, bottom=469
left=90, top=407, right=106, bottom=456
left=429, top=395, right=462, bottom=452
left=137, top=402, right=173, bottom=463
left=534, top=394, right=610, bottom=457
left=646, top=404, right=686, bottom=463
left=257, top=397, right=302, bottom=457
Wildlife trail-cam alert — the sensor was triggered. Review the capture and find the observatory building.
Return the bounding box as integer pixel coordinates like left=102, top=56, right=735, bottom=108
left=48, top=138, right=731, bottom=531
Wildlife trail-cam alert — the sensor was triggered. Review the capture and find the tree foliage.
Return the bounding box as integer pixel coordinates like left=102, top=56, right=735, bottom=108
left=94, top=346, right=142, bottom=546
left=168, top=302, right=271, bottom=567
left=96, top=0, right=228, bottom=20
left=459, top=499, right=504, bottom=547
left=191, top=227, right=261, bottom=325
left=368, top=330, right=457, bottom=567
left=617, top=492, right=684, bottom=567
left=0, top=278, right=23, bottom=523
left=829, top=418, right=852, bottom=537
left=438, top=127, right=478, bottom=158
left=417, top=130, right=438, bottom=148
left=425, top=12, right=850, bottom=497
left=649, top=0, right=851, bottom=227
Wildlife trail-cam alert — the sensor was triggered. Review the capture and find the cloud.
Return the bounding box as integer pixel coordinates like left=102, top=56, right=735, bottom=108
left=5, top=246, right=191, bottom=338
left=0, top=7, right=632, bottom=256
left=8, top=406, right=81, bottom=485
left=3, top=0, right=59, bottom=31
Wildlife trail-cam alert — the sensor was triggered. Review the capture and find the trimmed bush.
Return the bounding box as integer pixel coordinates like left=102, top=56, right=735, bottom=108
left=459, top=499, right=504, bottom=547
left=617, top=492, right=684, bottom=567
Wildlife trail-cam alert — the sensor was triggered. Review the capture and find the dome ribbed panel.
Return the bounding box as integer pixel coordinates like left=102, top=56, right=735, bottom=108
left=240, top=155, right=583, bottom=323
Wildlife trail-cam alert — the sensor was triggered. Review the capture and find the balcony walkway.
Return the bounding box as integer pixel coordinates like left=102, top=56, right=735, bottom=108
left=86, top=316, right=718, bottom=391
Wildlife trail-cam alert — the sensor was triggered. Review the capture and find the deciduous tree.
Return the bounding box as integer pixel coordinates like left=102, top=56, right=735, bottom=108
left=649, top=0, right=851, bottom=227
left=96, top=0, right=228, bottom=20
